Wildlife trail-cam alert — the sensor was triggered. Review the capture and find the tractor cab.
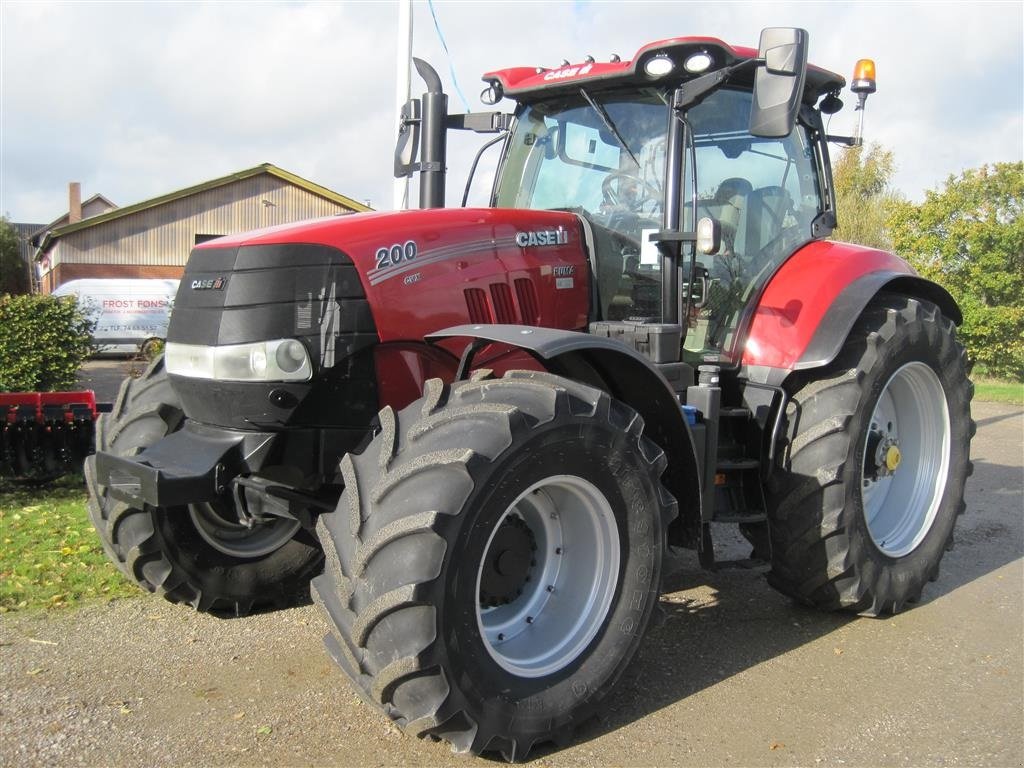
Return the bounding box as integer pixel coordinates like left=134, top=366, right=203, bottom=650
left=490, top=82, right=828, bottom=365
left=397, top=28, right=852, bottom=367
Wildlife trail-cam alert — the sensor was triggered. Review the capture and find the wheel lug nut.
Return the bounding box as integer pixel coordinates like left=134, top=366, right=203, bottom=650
left=526, top=616, right=534, bottom=624
left=546, top=585, right=555, bottom=593
left=497, top=633, right=505, bottom=641
left=555, top=547, right=563, bottom=555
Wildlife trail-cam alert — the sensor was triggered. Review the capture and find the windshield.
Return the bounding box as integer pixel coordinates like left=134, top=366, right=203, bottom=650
left=495, top=91, right=670, bottom=319
left=493, top=87, right=823, bottom=356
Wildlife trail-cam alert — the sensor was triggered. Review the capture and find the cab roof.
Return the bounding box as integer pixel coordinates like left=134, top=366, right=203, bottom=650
left=482, top=36, right=845, bottom=105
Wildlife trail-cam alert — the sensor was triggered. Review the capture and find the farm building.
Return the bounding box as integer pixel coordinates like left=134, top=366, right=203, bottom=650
left=33, top=164, right=371, bottom=293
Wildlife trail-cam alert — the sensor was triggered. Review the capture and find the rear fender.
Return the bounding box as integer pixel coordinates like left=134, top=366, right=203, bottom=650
left=742, top=241, right=961, bottom=378
left=427, top=325, right=703, bottom=544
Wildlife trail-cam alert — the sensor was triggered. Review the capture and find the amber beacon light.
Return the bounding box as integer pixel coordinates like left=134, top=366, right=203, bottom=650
left=851, top=58, right=877, bottom=94
left=849, top=58, right=877, bottom=145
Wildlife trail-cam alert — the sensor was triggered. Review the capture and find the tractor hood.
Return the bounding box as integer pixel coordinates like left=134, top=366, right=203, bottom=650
left=166, top=208, right=591, bottom=430
left=186, top=207, right=591, bottom=344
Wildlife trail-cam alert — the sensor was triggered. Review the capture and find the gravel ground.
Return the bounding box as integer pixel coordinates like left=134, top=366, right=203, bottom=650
left=1, top=401, right=1021, bottom=767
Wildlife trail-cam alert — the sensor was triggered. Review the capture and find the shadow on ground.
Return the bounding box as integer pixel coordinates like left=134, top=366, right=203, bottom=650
left=520, top=443, right=1023, bottom=762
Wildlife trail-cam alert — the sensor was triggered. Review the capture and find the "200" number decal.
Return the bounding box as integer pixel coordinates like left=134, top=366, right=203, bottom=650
left=375, top=240, right=418, bottom=270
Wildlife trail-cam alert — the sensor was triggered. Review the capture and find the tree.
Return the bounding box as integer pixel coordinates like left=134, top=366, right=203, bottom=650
left=889, top=162, right=1024, bottom=380
left=0, top=216, right=30, bottom=296
left=831, top=143, right=903, bottom=250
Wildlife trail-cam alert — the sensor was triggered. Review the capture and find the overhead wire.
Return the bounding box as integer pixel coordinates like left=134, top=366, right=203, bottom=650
left=426, top=0, right=471, bottom=113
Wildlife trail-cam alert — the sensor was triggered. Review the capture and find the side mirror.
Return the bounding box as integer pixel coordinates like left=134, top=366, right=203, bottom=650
left=749, top=27, right=808, bottom=138
left=394, top=98, right=422, bottom=178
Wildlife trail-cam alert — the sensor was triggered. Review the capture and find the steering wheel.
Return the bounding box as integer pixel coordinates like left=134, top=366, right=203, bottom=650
left=601, top=171, right=661, bottom=212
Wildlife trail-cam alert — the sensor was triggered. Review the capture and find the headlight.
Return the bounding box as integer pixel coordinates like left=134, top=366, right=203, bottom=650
left=165, top=340, right=313, bottom=382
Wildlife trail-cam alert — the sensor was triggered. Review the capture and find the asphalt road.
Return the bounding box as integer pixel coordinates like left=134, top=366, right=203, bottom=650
left=75, top=358, right=140, bottom=405
left=1, top=401, right=1021, bottom=767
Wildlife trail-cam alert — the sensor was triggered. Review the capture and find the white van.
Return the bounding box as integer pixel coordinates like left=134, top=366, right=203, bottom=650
left=52, top=278, right=179, bottom=355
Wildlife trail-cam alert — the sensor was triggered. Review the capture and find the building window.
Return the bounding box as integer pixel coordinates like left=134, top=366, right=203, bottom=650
left=194, top=234, right=224, bottom=245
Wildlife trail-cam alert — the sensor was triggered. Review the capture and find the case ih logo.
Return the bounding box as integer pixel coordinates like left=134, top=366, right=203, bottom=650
left=191, top=277, right=225, bottom=290
left=515, top=228, right=569, bottom=247
left=543, top=63, right=594, bottom=81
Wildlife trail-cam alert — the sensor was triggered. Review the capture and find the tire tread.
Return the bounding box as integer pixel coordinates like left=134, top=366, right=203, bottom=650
left=315, top=371, right=675, bottom=758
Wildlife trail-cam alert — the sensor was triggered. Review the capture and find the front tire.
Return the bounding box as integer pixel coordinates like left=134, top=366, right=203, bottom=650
left=766, top=295, right=973, bottom=614
left=83, top=357, right=323, bottom=615
left=312, top=371, right=676, bottom=759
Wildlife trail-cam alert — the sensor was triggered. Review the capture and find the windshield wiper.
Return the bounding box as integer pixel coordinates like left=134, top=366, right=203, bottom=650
left=579, top=88, right=641, bottom=169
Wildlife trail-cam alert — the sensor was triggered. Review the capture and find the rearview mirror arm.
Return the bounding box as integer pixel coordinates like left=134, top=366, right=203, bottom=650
left=673, top=59, right=760, bottom=112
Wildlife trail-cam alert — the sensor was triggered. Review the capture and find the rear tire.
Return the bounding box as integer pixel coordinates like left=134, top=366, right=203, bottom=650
left=312, top=371, right=676, bottom=759
left=766, top=295, right=973, bottom=614
left=84, top=357, right=323, bottom=615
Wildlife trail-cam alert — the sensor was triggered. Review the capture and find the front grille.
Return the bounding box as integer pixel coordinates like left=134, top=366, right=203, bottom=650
left=168, top=242, right=378, bottom=430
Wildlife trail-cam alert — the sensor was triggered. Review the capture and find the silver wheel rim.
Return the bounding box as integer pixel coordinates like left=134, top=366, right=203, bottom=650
left=475, top=475, right=620, bottom=678
left=189, top=503, right=300, bottom=558
left=861, top=361, right=950, bottom=557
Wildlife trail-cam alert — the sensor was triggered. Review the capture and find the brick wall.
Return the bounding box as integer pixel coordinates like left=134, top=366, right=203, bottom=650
left=43, top=263, right=185, bottom=293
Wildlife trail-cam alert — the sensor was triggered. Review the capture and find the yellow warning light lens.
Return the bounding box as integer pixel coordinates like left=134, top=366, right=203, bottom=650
left=851, top=58, right=877, bottom=94
left=853, top=58, right=876, bottom=82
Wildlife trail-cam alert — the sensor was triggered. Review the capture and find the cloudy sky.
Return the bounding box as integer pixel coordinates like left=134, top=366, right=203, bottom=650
left=1, top=1, right=1021, bottom=224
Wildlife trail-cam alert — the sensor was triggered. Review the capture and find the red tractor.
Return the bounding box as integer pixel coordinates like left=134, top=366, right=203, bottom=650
left=86, top=28, right=972, bottom=759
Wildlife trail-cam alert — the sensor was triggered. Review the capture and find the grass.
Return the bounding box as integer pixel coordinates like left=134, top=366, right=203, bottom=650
left=974, top=377, right=1024, bottom=406
left=0, top=475, right=136, bottom=613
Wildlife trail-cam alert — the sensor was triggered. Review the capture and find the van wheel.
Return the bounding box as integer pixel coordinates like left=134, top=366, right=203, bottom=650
left=139, top=338, right=164, bottom=360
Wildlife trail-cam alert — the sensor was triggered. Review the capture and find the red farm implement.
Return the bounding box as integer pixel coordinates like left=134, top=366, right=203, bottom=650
left=0, top=391, right=101, bottom=481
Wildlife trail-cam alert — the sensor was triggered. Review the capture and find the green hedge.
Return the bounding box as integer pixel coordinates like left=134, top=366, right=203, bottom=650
left=0, top=294, right=95, bottom=391
left=959, top=300, right=1024, bottom=381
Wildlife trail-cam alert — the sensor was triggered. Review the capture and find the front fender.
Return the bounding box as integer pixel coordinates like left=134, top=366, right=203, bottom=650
left=742, top=240, right=960, bottom=372
left=428, top=324, right=703, bottom=543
